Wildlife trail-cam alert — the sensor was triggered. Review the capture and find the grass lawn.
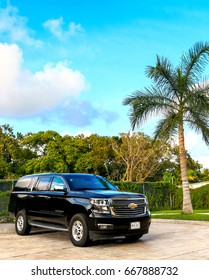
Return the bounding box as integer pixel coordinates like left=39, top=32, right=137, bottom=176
left=151, top=209, right=209, bottom=221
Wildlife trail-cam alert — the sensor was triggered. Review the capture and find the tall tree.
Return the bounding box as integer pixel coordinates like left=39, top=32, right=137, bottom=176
left=112, top=131, right=170, bottom=182
left=123, top=42, right=209, bottom=214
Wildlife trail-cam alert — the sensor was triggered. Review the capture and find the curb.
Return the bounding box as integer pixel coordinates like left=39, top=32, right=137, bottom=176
left=151, top=218, right=209, bottom=226
left=0, top=223, right=15, bottom=233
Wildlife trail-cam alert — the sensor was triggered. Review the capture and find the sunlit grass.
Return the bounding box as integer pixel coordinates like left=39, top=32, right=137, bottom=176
left=151, top=209, right=209, bottom=221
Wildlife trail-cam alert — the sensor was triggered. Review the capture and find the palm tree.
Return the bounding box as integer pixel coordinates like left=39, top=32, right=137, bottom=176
left=123, top=42, right=209, bottom=214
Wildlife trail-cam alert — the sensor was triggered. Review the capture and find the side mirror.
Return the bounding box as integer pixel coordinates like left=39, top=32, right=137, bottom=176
left=53, top=185, right=67, bottom=192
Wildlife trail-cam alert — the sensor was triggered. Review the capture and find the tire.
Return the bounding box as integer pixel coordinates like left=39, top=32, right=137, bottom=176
left=69, top=213, right=90, bottom=247
left=125, top=234, right=143, bottom=242
left=15, top=210, right=31, bottom=235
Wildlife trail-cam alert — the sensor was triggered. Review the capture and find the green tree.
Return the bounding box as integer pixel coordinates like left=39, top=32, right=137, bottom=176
left=73, top=134, right=115, bottom=177
left=123, top=42, right=209, bottom=214
left=201, top=168, right=209, bottom=181
left=161, top=144, right=203, bottom=184
left=22, top=130, right=68, bottom=173
left=0, top=124, right=21, bottom=178
left=63, top=134, right=91, bottom=172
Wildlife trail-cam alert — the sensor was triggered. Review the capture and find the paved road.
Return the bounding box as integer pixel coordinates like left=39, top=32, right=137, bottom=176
left=0, top=219, right=209, bottom=260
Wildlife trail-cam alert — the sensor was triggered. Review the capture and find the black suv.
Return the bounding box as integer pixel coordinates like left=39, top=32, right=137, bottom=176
left=8, top=173, right=151, bottom=246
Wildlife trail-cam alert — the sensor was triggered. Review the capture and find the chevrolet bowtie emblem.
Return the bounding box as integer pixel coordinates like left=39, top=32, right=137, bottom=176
left=128, top=203, right=137, bottom=209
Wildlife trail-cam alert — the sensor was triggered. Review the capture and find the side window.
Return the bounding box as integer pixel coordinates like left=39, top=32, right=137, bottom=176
left=15, top=178, right=32, bottom=191
left=50, top=177, right=65, bottom=191
left=36, top=177, right=52, bottom=191
left=29, top=177, right=39, bottom=190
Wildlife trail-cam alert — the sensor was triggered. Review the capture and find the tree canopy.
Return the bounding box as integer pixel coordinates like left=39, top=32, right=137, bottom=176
left=0, top=124, right=208, bottom=185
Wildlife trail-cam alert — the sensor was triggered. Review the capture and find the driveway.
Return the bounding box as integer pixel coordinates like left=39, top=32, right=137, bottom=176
left=0, top=219, right=209, bottom=260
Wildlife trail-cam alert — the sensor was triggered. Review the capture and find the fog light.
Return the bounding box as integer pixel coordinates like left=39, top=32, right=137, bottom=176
left=98, top=224, right=113, bottom=230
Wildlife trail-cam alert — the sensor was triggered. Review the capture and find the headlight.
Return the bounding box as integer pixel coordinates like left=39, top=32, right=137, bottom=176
left=90, top=198, right=112, bottom=214
left=144, top=196, right=148, bottom=205
left=144, top=196, right=149, bottom=210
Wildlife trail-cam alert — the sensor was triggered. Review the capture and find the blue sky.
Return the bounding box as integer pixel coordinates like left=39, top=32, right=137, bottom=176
left=0, top=0, right=209, bottom=168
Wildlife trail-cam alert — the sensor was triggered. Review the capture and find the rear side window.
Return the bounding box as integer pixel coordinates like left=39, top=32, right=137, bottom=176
left=50, top=177, right=65, bottom=190
left=35, top=177, right=52, bottom=191
left=15, top=178, right=32, bottom=191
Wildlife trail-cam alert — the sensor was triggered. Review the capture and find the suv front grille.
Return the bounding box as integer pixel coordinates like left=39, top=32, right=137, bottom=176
left=111, top=198, right=146, bottom=217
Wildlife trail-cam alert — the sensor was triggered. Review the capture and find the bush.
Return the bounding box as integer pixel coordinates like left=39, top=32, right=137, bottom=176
left=191, top=184, right=209, bottom=209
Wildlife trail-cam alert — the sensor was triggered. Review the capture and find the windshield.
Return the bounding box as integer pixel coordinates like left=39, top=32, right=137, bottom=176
left=64, top=174, right=118, bottom=191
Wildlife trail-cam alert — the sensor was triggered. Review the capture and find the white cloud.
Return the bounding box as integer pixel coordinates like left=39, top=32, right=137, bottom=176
left=43, top=17, right=84, bottom=40
left=75, top=130, right=92, bottom=137
left=43, top=17, right=64, bottom=39
left=0, top=5, right=42, bottom=47
left=0, top=43, right=88, bottom=117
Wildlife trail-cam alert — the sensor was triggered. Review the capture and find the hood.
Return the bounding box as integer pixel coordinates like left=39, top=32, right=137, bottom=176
left=83, top=189, right=145, bottom=199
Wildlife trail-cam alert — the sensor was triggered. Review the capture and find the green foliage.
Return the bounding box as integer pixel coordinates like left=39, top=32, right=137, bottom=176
left=0, top=190, right=11, bottom=216
left=0, top=124, right=207, bottom=186
left=191, top=185, right=209, bottom=209
left=200, top=168, right=209, bottom=181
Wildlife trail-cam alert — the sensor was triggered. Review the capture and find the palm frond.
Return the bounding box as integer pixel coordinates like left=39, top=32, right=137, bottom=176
left=181, top=41, right=209, bottom=84
left=153, top=112, right=179, bottom=141
left=123, top=41, right=209, bottom=149
left=123, top=86, right=177, bottom=130
left=145, top=55, right=178, bottom=98
left=187, top=114, right=209, bottom=146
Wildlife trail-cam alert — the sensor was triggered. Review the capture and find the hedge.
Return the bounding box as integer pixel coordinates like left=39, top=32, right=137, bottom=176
left=112, top=181, right=180, bottom=210
left=191, top=185, right=209, bottom=209
left=113, top=181, right=209, bottom=210
left=0, top=180, right=16, bottom=191
left=0, top=190, right=11, bottom=215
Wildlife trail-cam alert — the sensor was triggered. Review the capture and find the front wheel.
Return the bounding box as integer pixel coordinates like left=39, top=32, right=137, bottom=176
left=69, top=214, right=90, bottom=247
left=15, top=210, right=31, bottom=235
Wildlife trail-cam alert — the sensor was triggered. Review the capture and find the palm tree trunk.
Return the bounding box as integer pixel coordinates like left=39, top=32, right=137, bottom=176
left=178, top=122, right=193, bottom=214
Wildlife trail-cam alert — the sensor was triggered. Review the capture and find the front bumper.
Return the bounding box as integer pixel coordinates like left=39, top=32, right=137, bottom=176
left=88, top=212, right=151, bottom=240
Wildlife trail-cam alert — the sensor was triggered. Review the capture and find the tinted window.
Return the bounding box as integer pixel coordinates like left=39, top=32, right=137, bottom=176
left=36, top=177, right=51, bottom=191
left=15, top=178, right=32, bottom=191
left=65, top=175, right=117, bottom=191
left=50, top=177, right=65, bottom=190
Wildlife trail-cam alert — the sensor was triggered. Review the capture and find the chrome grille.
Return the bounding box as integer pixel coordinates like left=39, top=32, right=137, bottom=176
left=111, top=198, right=146, bottom=217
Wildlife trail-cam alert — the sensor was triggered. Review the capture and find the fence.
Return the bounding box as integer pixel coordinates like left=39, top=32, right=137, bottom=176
left=0, top=180, right=16, bottom=191
left=0, top=180, right=16, bottom=214
left=113, top=181, right=182, bottom=210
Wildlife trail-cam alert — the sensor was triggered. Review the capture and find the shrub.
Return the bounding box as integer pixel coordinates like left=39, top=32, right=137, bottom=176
left=191, top=184, right=209, bottom=209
